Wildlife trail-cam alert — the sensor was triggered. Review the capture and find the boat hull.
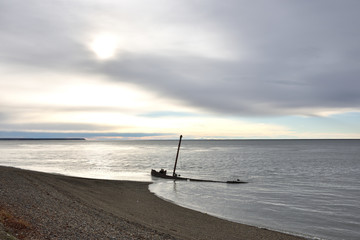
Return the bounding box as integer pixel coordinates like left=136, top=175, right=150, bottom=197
left=151, top=169, right=187, bottom=180
left=151, top=169, right=247, bottom=184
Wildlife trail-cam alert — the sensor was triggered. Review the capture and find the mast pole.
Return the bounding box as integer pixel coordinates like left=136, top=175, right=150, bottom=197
left=173, top=135, right=183, bottom=176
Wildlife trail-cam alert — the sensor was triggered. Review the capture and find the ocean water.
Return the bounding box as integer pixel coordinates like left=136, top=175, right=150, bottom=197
left=0, top=139, right=359, bottom=240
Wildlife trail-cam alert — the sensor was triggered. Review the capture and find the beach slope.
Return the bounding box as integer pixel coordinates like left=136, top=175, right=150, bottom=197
left=0, top=166, right=305, bottom=240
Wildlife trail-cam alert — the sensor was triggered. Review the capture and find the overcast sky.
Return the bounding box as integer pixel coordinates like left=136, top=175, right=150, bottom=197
left=1, top=0, right=360, bottom=139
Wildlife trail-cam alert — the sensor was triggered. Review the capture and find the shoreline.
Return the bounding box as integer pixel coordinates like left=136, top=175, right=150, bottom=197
left=150, top=190, right=309, bottom=239
left=0, top=166, right=306, bottom=240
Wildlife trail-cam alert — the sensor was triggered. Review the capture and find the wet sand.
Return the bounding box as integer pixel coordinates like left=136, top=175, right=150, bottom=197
left=0, top=166, right=306, bottom=240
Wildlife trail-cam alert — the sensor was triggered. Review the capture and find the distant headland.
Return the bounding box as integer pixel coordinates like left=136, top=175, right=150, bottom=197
left=0, top=138, right=86, bottom=140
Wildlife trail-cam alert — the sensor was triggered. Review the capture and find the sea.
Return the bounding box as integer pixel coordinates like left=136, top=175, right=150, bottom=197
left=0, top=139, right=359, bottom=240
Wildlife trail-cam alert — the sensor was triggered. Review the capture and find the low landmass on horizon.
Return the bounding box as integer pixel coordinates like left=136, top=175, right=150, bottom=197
left=0, top=138, right=86, bottom=141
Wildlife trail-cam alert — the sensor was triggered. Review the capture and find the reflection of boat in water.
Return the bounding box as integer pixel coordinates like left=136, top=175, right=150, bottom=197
left=151, top=135, right=248, bottom=184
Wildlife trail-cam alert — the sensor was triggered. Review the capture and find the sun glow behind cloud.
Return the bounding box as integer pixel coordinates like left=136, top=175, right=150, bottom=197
left=90, top=34, right=119, bottom=59
left=1, top=1, right=360, bottom=139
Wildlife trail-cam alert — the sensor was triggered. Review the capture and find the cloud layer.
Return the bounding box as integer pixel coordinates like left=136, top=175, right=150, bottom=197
left=1, top=0, right=360, bottom=123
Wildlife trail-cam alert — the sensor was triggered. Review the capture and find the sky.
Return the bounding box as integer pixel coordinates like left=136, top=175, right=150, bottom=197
left=1, top=0, right=360, bottom=140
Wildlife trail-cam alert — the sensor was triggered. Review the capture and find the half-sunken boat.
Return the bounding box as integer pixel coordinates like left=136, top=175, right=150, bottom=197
left=151, top=135, right=247, bottom=184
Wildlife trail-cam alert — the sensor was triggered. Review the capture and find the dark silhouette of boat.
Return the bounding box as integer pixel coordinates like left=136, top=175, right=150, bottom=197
left=151, top=169, right=247, bottom=184
left=151, top=135, right=248, bottom=184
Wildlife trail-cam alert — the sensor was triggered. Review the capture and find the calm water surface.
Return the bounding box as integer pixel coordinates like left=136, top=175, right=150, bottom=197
left=0, top=139, right=359, bottom=240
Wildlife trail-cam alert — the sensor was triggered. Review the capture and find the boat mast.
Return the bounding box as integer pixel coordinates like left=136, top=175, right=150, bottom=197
left=173, top=135, right=183, bottom=176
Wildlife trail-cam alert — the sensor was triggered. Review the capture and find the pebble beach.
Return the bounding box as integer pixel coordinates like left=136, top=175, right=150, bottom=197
left=0, top=166, right=306, bottom=240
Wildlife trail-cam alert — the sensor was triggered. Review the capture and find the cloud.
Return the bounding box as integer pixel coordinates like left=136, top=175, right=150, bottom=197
left=139, top=111, right=199, bottom=118
left=0, top=122, right=116, bottom=132
left=1, top=0, right=360, bottom=119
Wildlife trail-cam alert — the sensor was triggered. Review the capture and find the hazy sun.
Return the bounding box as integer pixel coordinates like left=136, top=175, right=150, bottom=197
left=90, top=34, right=118, bottom=59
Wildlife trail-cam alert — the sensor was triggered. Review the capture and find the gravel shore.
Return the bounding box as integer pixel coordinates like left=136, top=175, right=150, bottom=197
left=0, top=166, right=306, bottom=240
